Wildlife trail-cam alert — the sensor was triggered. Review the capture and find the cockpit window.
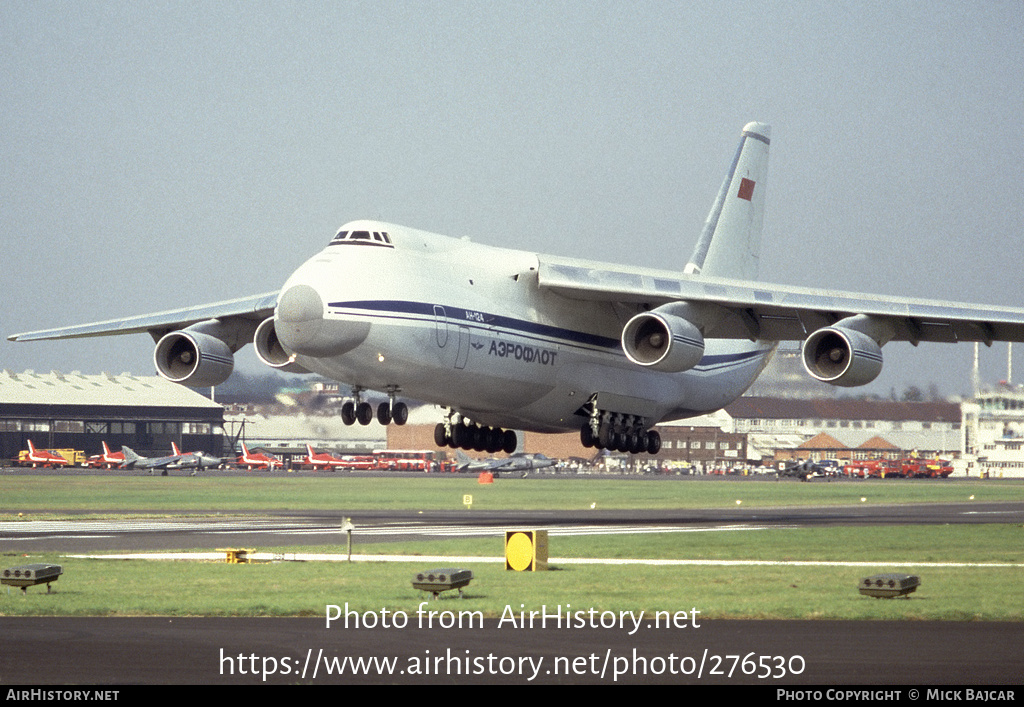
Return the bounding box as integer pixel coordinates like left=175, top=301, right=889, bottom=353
left=329, top=229, right=394, bottom=247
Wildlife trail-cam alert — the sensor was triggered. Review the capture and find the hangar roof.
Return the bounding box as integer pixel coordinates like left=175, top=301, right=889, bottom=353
left=0, top=370, right=223, bottom=410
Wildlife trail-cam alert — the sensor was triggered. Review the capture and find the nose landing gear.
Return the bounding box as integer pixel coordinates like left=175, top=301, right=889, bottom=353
left=341, top=387, right=409, bottom=427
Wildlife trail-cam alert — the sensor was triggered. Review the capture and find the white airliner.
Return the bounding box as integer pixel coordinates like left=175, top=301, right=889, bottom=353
left=12, top=123, right=1024, bottom=456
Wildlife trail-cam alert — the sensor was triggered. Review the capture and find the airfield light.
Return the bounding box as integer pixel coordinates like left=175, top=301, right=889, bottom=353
left=412, top=568, right=473, bottom=600
left=858, top=574, right=920, bottom=599
left=2, top=564, right=62, bottom=594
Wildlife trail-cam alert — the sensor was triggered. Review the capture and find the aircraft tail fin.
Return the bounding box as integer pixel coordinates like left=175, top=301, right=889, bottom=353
left=685, top=122, right=771, bottom=280
left=27, top=439, right=37, bottom=454
left=121, top=446, right=141, bottom=468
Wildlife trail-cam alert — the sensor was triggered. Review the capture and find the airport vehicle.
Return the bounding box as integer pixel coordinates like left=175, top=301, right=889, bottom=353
left=13, top=122, right=1024, bottom=456
left=919, top=459, right=954, bottom=478
left=16, top=440, right=70, bottom=468
left=454, top=450, right=557, bottom=474
left=845, top=457, right=954, bottom=479
left=843, top=459, right=902, bottom=478
left=86, top=441, right=125, bottom=469
left=235, top=442, right=281, bottom=470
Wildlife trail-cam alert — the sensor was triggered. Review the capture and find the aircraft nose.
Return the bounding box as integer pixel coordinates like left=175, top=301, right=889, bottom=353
left=275, top=284, right=370, bottom=357
left=278, top=284, right=324, bottom=325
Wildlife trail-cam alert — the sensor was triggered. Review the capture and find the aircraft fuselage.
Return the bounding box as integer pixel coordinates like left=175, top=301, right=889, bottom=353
left=274, top=221, right=774, bottom=433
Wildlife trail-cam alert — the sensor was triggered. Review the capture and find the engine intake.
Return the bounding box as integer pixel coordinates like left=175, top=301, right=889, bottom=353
left=254, top=317, right=310, bottom=373
left=154, top=329, right=234, bottom=387
left=802, top=326, right=883, bottom=387
left=622, top=311, right=705, bottom=373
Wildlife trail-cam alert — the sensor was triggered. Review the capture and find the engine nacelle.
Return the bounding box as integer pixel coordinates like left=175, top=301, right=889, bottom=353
left=802, top=326, right=883, bottom=387
left=253, top=317, right=310, bottom=373
left=621, top=311, right=705, bottom=373
left=154, top=329, right=234, bottom=387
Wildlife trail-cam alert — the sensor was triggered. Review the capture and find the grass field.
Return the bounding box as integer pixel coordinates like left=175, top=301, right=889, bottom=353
left=2, top=475, right=1023, bottom=620
left=3, top=473, right=1024, bottom=514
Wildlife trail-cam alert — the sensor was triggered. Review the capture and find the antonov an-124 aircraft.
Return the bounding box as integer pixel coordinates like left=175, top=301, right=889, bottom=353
left=12, top=123, right=1024, bottom=456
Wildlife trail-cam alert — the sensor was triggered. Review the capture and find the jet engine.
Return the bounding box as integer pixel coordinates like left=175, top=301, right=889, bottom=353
left=254, top=317, right=310, bottom=373
left=621, top=310, right=705, bottom=373
left=154, top=329, right=234, bottom=387
left=802, top=326, right=883, bottom=387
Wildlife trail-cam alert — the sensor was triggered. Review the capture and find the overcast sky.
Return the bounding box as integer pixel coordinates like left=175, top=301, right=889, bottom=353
left=3, top=1, right=1023, bottom=399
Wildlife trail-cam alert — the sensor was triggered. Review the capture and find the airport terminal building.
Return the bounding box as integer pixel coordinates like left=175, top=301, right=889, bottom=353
left=0, top=370, right=225, bottom=463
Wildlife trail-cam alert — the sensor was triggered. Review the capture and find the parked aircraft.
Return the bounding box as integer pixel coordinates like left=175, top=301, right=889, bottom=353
left=119, top=446, right=182, bottom=471
left=236, top=442, right=281, bottom=470
left=302, top=444, right=374, bottom=470
left=455, top=450, right=557, bottom=473
left=13, top=122, right=1024, bottom=456
left=168, top=442, right=226, bottom=470
left=20, top=440, right=70, bottom=468
left=87, top=441, right=125, bottom=469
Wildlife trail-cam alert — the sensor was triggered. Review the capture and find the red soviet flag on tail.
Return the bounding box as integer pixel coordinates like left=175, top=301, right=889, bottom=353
left=737, top=177, right=755, bottom=201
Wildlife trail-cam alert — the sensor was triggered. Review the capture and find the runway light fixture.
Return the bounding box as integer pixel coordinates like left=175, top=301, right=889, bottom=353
left=858, top=573, right=920, bottom=599
left=2, top=564, right=62, bottom=594
left=412, top=568, right=473, bottom=600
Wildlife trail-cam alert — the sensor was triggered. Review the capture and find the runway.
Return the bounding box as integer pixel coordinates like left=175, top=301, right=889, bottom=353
left=2, top=616, right=1022, bottom=686
left=2, top=483, right=1022, bottom=686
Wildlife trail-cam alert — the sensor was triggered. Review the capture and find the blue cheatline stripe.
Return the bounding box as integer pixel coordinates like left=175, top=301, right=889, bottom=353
left=327, top=299, right=621, bottom=351
left=325, top=299, right=770, bottom=371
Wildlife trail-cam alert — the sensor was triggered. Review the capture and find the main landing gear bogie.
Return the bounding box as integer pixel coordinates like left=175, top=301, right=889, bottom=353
left=435, top=419, right=517, bottom=455
left=580, top=411, right=661, bottom=455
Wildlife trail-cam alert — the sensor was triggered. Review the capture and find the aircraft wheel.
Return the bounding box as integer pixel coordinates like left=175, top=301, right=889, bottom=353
left=392, top=402, right=409, bottom=425
left=580, top=425, right=595, bottom=448
left=356, top=402, right=374, bottom=425
left=376, top=402, right=392, bottom=425
left=472, top=425, right=489, bottom=452
left=627, top=433, right=644, bottom=454
left=434, top=423, right=448, bottom=447
left=597, top=423, right=613, bottom=449
left=646, top=430, right=661, bottom=455
left=501, top=429, right=518, bottom=454
left=453, top=423, right=472, bottom=449
left=341, top=401, right=356, bottom=426
left=486, top=428, right=504, bottom=454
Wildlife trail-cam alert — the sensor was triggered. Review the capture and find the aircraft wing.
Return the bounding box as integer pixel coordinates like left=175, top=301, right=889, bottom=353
left=7, top=293, right=278, bottom=342
left=537, top=255, right=1024, bottom=345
